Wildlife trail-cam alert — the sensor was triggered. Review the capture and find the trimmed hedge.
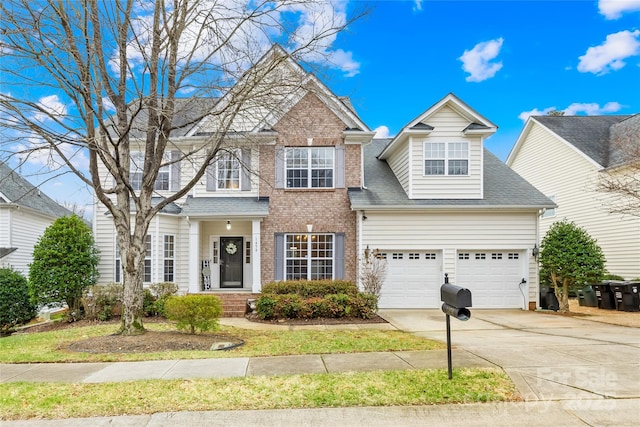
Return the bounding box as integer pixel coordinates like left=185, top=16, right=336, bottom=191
left=0, top=268, right=37, bottom=335
left=255, top=280, right=378, bottom=321
left=261, top=280, right=358, bottom=297
left=165, top=294, right=222, bottom=334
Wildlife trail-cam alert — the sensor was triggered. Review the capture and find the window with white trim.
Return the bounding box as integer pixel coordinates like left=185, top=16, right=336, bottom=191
left=424, top=142, right=469, bottom=176
left=143, top=235, right=152, bottom=282
left=542, top=195, right=556, bottom=218
left=130, top=151, right=172, bottom=191
left=285, top=147, right=334, bottom=188
left=285, top=234, right=333, bottom=280
left=216, top=151, right=240, bottom=189
left=163, top=235, right=175, bottom=282
left=115, top=242, right=122, bottom=283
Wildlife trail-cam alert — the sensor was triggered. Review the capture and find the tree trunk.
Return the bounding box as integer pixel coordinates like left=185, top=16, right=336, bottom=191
left=557, top=278, right=570, bottom=313
left=118, top=243, right=146, bottom=335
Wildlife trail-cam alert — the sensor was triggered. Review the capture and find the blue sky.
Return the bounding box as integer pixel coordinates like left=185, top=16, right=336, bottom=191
left=4, top=0, right=640, bottom=217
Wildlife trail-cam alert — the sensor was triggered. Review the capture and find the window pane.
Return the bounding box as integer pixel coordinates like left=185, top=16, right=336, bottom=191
left=448, top=160, right=468, bottom=175
left=143, top=260, right=151, bottom=282
left=284, top=234, right=333, bottom=280
left=164, top=260, right=174, bottom=282
left=448, top=142, right=468, bottom=159
left=425, top=160, right=445, bottom=175
left=424, top=143, right=445, bottom=159
left=164, top=235, right=174, bottom=258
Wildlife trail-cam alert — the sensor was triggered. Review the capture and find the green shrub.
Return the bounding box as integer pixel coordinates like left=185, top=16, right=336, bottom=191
left=82, top=283, right=123, bottom=321
left=143, top=282, right=179, bottom=317
left=0, top=268, right=37, bottom=335
left=164, top=295, right=222, bottom=334
left=261, top=280, right=358, bottom=297
left=254, top=290, right=378, bottom=321
left=602, top=273, right=625, bottom=281
left=29, top=215, right=99, bottom=315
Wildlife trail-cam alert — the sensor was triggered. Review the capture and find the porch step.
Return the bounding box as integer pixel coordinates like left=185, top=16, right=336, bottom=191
left=200, top=292, right=260, bottom=318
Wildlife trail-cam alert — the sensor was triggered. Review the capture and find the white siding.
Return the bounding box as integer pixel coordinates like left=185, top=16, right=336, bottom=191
left=511, top=123, right=640, bottom=279
left=385, top=141, right=410, bottom=195
left=410, top=106, right=482, bottom=199
left=361, top=210, right=540, bottom=304
left=0, top=207, right=57, bottom=276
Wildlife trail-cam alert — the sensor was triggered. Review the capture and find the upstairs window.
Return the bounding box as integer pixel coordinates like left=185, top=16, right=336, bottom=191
left=130, top=151, right=176, bottom=191
left=424, top=142, right=469, bottom=176
left=217, top=151, right=240, bottom=189
left=286, top=147, right=334, bottom=188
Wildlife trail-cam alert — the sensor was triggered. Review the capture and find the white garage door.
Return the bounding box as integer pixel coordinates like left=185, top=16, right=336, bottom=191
left=456, top=251, right=526, bottom=308
left=378, top=251, right=442, bottom=309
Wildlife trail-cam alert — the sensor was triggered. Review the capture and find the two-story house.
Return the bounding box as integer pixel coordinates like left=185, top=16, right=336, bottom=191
left=1, top=162, right=73, bottom=275
left=94, top=48, right=554, bottom=311
left=507, top=114, right=640, bottom=279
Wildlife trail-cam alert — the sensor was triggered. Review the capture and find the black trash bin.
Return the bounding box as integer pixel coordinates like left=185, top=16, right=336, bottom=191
left=540, top=286, right=559, bottom=311
left=593, top=282, right=616, bottom=310
left=580, top=285, right=598, bottom=307
left=609, top=282, right=640, bottom=312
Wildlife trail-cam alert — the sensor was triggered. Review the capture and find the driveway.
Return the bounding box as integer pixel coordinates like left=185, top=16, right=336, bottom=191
left=378, top=309, right=640, bottom=403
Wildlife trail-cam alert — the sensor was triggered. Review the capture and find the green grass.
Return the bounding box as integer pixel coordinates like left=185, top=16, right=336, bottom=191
left=0, top=322, right=444, bottom=363
left=0, top=368, right=520, bottom=420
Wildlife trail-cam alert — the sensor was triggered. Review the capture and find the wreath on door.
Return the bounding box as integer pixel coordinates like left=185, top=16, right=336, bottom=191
left=225, top=242, right=238, bottom=255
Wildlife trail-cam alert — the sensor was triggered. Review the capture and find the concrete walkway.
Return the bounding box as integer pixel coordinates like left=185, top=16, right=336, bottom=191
left=2, top=310, right=639, bottom=426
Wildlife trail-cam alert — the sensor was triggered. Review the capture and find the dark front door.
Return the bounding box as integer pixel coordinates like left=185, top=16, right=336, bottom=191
left=220, top=237, right=243, bottom=288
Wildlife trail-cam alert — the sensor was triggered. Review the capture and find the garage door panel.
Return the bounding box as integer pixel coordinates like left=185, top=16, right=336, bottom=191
left=378, top=251, right=442, bottom=309
left=457, top=251, right=524, bottom=309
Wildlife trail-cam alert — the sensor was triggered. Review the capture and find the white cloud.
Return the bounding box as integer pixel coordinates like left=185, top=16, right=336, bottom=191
left=459, top=38, right=504, bottom=82
left=34, top=94, right=67, bottom=122
left=563, top=101, right=622, bottom=115
left=577, top=30, right=640, bottom=75
left=413, top=1, right=424, bottom=12
left=518, top=102, right=623, bottom=121
left=374, top=125, right=390, bottom=138
left=15, top=133, right=90, bottom=172
left=599, top=0, right=640, bottom=19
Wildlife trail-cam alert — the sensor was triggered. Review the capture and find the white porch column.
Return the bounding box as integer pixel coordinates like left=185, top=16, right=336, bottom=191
left=188, top=219, right=201, bottom=293
left=251, top=219, right=261, bottom=293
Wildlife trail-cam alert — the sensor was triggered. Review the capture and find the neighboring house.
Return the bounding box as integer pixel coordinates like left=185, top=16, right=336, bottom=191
left=350, top=94, right=554, bottom=309
left=95, top=47, right=554, bottom=310
left=0, top=162, right=73, bottom=275
left=507, top=114, right=640, bottom=279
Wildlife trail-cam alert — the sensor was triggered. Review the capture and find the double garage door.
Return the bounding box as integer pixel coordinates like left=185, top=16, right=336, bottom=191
left=378, top=250, right=525, bottom=309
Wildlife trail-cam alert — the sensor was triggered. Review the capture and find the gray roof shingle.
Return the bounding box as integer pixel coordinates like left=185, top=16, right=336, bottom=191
left=349, top=139, right=554, bottom=210
left=180, top=196, right=269, bottom=217
left=533, top=115, right=631, bottom=167
left=0, top=162, right=73, bottom=218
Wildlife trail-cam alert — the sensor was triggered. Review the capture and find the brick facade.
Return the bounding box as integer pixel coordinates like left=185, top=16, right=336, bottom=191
left=259, top=92, right=361, bottom=283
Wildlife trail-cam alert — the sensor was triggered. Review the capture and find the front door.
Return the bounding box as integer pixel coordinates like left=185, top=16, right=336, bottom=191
left=220, top=237, right=243, bottom=288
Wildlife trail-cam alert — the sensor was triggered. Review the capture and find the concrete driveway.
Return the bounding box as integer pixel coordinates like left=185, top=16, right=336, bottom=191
left=378, top=309, right=640, bottom=403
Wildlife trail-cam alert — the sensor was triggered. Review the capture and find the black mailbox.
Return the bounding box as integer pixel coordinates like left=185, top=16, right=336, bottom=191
left=441, top=283, right=472, bottom=308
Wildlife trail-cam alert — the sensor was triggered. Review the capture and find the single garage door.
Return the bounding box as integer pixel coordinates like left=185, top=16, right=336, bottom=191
left=456, top=251, right=525, bottom=308
left=378, top=251, right=442, bottom=309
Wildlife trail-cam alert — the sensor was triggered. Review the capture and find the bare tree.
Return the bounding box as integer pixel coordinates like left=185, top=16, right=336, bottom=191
left=360, top=246, right=387, bottom=300
left=0, top=0, right=365, bottom=335
left=597, top=115, right=640, bottom=217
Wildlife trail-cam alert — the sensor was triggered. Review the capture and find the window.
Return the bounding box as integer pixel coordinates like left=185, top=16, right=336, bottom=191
left=217, top=151, right=240, bottom=189
left=115, top=242, right=122, bottom=283
left=245, top=241, right=251, bottom=264
left=475, top=253, right=486, bottom=260
left=130, top=151, right=173, bottom=191
left=409, top=253, right=420, bottom=260
left=491, top=253, right=503, bottom=260
left=424, top=142, right=469, bottom=176
left=143, top=235, right=152, bottom=282
left=458, top=253, right=469, bottom=260
left=425, top=253, right=436, bottom=260
left=392, top=253, right=403, bottom=260
left=163, top=235, right=175, bottom=282
left=508, top=253, right=519, bottom=260
left=542, top=195, right=556, bottom=218
left=286, top=147, right=334, bottom=188
left=212, top=240, right=219, bottom=264
left=285, top=234, right=333, bottom=280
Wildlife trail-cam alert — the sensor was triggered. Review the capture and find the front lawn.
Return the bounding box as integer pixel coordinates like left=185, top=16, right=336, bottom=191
left=1, top=368, right=520, bottom=420
left=0, top=322, right=444, bottom=363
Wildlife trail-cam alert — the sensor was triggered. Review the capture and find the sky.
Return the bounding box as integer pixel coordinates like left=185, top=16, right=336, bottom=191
left=3, top=0, right=640, bottom=218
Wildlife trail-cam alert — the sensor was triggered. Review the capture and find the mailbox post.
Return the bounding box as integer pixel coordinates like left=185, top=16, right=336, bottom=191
left=440, top=274, right=472, bottom=379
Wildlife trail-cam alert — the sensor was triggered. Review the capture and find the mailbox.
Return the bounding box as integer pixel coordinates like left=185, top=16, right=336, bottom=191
left=440, top=283, right=472, bottom=308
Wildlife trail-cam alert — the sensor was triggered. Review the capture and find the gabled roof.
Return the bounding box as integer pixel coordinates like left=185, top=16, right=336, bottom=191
left=0, top=162, right=73, bottom=218
left=349, top=139, right=554, bottom=210
left=378, top=93, right=497, bottom=160
left=189, top=44, right=370, bottom=136
left=507, top=115, right=633, bottom=168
